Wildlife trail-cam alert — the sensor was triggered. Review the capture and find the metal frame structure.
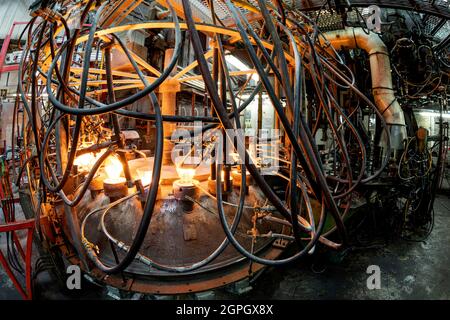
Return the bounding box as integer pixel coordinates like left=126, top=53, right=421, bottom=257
left=0, top=218, right=34, bottom=300
left=0, top=0, right=447, bottom=298
left=0, top=21, right=28, bottom=74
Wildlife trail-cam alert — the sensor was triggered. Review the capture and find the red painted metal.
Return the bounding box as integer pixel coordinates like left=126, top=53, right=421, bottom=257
left=1, top=153, right=35, bottom=299
left=0, top=22, right=28, bottom=75
left=1, top=64, right=19, bottom=73
left=0, top=219, right=35, bottom=300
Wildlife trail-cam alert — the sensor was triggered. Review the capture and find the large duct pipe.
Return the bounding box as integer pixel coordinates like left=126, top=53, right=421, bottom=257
left=321, top=27, right=407, bottom=150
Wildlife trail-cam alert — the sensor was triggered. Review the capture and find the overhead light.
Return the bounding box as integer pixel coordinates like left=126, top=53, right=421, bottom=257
left=225, top=55, right=259, bottom=82
left=418, top=111, right=450, bottom=119
left=225, top=55, right=249, bottom=71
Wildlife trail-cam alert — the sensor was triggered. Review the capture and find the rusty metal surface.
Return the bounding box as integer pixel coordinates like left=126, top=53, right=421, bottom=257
left=79, top=183, right=282, bottom=276
left=52, top=182, right=286, bottom=294
left=77, top=243, right=283, bottom=295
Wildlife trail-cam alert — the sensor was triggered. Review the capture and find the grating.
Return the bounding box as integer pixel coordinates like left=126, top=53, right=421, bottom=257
left=307, top=9, right=344, bottom=31
left=435, top=20, right=450, bottom=40
left=424, top=15, right=442, bottom=34
left=200, top=0, right=231, bottom=20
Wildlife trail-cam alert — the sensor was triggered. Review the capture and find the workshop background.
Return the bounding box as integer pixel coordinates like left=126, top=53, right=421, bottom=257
left=1, top=0, right=449, bottom=300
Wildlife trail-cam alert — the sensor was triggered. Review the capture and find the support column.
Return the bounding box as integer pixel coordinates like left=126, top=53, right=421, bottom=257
left=159, top=48, right=180, bottom=165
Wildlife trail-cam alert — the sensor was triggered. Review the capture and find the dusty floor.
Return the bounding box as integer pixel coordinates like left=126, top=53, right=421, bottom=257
left=243, top=194, right=450, bottom=300
left=1, top=194, right=449, bottom=300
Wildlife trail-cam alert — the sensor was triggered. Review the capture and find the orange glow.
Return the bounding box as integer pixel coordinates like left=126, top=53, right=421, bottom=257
left=221, top=170, right=232, bottom=181
left=137, top=169, right=153, bottom=186
left=104, top=156, right=123, bottom=180
left=74, top=150, right=106, bottom=171
left=176, top=167, right=196, bottom=183
left=74, top=153, right=96, bottom=169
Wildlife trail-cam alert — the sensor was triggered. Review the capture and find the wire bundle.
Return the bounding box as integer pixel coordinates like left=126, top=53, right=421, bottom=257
left=12, top=0, right=406, bottom=275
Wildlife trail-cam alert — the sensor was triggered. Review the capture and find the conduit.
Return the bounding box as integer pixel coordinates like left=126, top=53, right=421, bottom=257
left=321, top=27, right=407, bottom=149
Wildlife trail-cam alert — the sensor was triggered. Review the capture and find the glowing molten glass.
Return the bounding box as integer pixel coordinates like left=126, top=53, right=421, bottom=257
left=74, top=150, right=106, bottom=171
left=74, top=153, right=95, bottom=169
left=137, top=169, right=153, bottom=186
left=176, top=167, right=196, bottom=183
left=104, top=156, right=123, bottom=180
left=220, top=170, right=232, bottom=182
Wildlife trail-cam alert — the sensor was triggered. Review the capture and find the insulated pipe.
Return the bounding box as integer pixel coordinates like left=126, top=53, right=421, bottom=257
left=321, top=27, right=407, bottom=149
left=160, top=48, right=180, bottom=165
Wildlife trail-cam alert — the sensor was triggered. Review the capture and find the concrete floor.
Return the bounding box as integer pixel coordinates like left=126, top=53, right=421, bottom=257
left=1, top=194, right=449, bottom=300
left=242, top=194, right=450, bottom=300
left=0, top=203, right=27, bottom=300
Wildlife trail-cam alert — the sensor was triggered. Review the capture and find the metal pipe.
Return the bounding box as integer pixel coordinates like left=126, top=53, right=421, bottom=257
left=321, top=27, right=407, bottom=149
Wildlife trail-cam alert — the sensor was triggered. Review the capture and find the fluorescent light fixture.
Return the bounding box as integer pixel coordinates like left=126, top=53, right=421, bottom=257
left=418, top=111, right=450, bottom=119
left=225, top=55, right=259, bottom=82
left=225, top=55, right=249, bottom=70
